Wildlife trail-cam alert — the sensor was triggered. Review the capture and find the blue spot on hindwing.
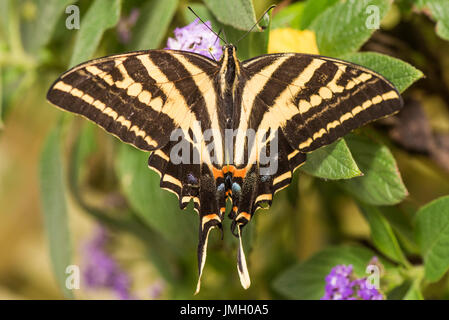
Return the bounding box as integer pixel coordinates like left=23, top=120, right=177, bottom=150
left=187, top=173, right=198, bottom=185
left=231, top=182, right=241, bottom=195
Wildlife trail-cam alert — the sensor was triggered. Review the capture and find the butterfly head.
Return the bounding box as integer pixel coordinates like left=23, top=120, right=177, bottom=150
left=221, top=44, right=237, bottom=59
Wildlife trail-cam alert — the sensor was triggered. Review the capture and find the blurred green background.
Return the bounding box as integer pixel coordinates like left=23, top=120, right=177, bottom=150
left=1, top=0, right=449, bottom=299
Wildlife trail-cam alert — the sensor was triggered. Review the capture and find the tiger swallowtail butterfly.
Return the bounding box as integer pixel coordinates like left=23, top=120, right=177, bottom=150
left=47, top=40, right=403, bottom=293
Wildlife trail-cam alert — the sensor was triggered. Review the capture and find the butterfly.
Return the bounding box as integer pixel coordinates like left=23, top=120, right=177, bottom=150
left=47, top=40, right=403, bottom=293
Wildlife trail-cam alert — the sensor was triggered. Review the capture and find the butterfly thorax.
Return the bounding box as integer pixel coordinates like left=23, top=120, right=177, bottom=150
left=218, top=44, right=241, bottom=130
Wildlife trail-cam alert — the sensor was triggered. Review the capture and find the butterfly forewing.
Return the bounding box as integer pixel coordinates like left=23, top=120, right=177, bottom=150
left=47, top=50, right=219, bottom=152
left=241, top=53, right=403, bottom=153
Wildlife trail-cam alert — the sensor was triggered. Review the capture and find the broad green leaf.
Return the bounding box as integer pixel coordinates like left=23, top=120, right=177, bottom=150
left=403, top=279, right=424, bottom=300
left=338, top=134, right=408, bottom=205
left=341, top=52, right=423, bottom=93
left=271, top=2, right=305, bottom=29
left=69, top=0, right=121, bottom=67
left=301, top=139, right=362, bottom=180
left=183, top=3, right=218, bottom=25
left=417, top=0, right=449, bottom=41
left=381, top=206, right=420, bottom=255
left=299, top=0, right=340, bottom=29
left=358, top=203, right=408, bottom=266
left=130, top=0, right=178, bottom=50
left=272, top=246, right=383, bottom=299
left=310, top=0, right=390, bottom=57
left=203, top=0, right=258, bottom=31
left=39, top=126, right=73, bottom=299
left=386, top=280, right=412, bottom=300
left=22, top=0, right=74, bottom=54
left=387, top=277, right=424, bottom=300
left=416, top=195, right=449, bottom=282
left=115, top=144, right=197, bottom=252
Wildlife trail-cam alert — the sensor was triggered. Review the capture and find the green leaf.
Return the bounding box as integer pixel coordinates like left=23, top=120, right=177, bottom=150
left=69, top=0, right=121, bottom=67
left=301, top=139, right=362, bottom=180
left=403, top=279, right=424, bottom=300
left=358, top=203, right=409, bottom=266
left=299, top=0, right=340, bottom=29
left=39, top=125, right=73, bottom=299
left=0, top=0, right=8, bottom=35
left=310, top=0, right=390, bottom=57
left=272, top=246, right=383, bottom=299
left=69, top=123, right=97, bottom=188
left=0, top=65, right=3, bottom=130
left=417, top=0, right=449, bottom=41
left=203, top=0, right=257, bottom=31
left=22, top=0, right=74, bottom=54
left=387, top=276, right=424, bottom=300
left=129, top=0, right=178, bottom=50
left=338, top=134, right=408, bottom=205
left=183, top=3, right=218, bottom=25
left=416, top=195, right=449, bottom=282
left=381, top=206, right=420, bottom=255
left=341, top=52, right=423, bottom=93
left=271, top=2, right=305, bottom=29
left=115, top=144, right=197, bottom=252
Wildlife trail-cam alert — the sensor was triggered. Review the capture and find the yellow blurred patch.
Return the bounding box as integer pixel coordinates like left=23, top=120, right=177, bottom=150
left=268, top=28, right=319, bottom=55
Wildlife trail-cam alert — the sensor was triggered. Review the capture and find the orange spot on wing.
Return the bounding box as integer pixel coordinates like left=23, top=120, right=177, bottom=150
left=233, top=168, right=247, bottom=178
left=212, top=167, right=224, bottom=179
left=205, top=213, right=218, bottom=219
left=202, top=213, right=220, bottom=228
left=237, top=212, right=251, bottom=221
left=223, top=165, right=247, bottom=178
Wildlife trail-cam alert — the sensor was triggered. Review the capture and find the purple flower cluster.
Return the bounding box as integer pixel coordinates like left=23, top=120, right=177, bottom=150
left=323, top=265, right=354, bottom=300
left=166, top=19, right=223, bottom=59
left=352, top=278, right=383, bottom=300
left=322, top=262, right=383, bottom=300
left=83, top=226, right=133, bottom=300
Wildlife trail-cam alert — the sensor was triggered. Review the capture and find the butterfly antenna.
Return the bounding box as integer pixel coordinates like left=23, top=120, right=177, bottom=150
left=188, top=6, right=227, bottom=44
left=236, top=5, right=276, bottom=45
left=222, top=28, right=228, bottom=44
left=214, top=28, right=222, bottom=46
